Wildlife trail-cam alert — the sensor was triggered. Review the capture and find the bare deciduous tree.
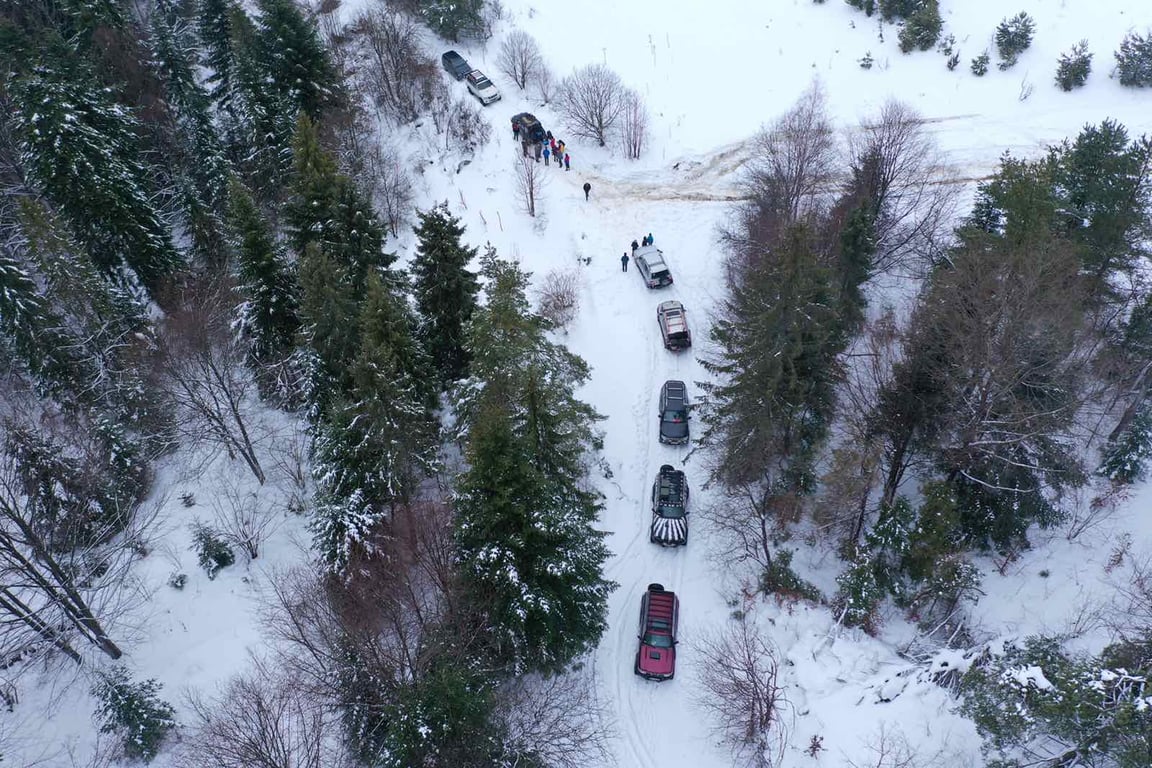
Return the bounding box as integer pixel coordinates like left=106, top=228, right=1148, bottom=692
left=497, top=30, right=543, bottom=89
left=556, top=64, right=627, bottom=147
left=0, top=457, right=123, bottom=661
left=158, top=281, right=266, bottom=485
left=534, top=65, right=556, bottom=104
left=444, top=96, right=493, bottom=153
left=498, top=672, right=615, bottom=767
left=210, top=473, right=278, bottom=560
left=745, top=81, right=838, bottom=224
left=535, top=269, right=579, bottom=331
left=374, top=145, right=414, bottom=239
left=696, top=617, right=787, bottom=767
left=846, top=724, right=968, bottom=768
left=618, top=88, right=649, bottom=160
left=514, top=154, right=547, bottom=217
left=179, top=659, right=351, bottom=768
left=354, top=9, right=441, bottom=125
left=848, top=100, right=958, bottom=274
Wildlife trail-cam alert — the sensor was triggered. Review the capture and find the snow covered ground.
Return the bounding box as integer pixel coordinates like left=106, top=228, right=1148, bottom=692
left=10, top=1, right=1152, bottom=765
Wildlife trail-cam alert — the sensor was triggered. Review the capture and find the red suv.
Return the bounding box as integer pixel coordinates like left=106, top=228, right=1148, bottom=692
left=634, top=583, right=679, bottom=680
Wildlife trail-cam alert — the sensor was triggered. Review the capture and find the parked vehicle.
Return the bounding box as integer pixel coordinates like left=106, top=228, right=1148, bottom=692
left=634, top=245, right=673, bottom=289
left=650, top=465, right=690, bottom=546
left=465, top=69, right=501, bottom=105
left=635, top=583, right=679, bottom=680
left=658, top=380, right=690, bottom=445
left=511, top=112, right=547, bottom=143
left=441, top=50, right=471, bottom=80
left=657, top=300, right=691, bottom=351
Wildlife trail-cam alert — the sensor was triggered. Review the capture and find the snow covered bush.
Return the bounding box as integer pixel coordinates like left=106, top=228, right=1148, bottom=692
left=760, top=549, right=822, bottom=603
left=1055, top=40, right=1092, bottom=91
left=897, top=0, right=942, bottom=54
left=190, top=520, right=235, bottom=579
left=971, top=51, right=991, bottom=76
left=1114, top=31, right=1152, bottom=87
left=444, top=96, right=492, bottom=154
left=995, top=12, right=1036, bottom=70
left=536, top=269, right=580, bottom=331
left=92, top=667, right=177, bottom=763
left=960, top=635, right=1152, bottom=767
left=845, top=0, right=876, bottom=17
left=859, top=51, right=875, bottom=69
left=878, top=0, right=917, bottom=22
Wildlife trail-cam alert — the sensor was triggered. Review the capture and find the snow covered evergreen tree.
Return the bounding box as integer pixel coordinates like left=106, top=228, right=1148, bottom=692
left=149, top=2, right=231, bottom=267
left=13, top=65, right=182, bottom=294
left=296, top=243, right=361, bottom=411
left=253, top=0, right=337, bottom=121
left=287, top=115, right=395, bottom=291
left=419, top=0, right=486, bottom=43
left=228, top=180, right=300, bottom=377
left=410, top=204, right=480, bottom=386
left=91, top=667, right=176, bottom=763
left=994, top=12, right=1036, bottom=70
left=454, top=401, right=613, bottom=673
left=1114, top=30, right=1152, bottom=87
left=309, top=272, right=438, bottom=574
left=1055, top=40, right=1092, bottom=91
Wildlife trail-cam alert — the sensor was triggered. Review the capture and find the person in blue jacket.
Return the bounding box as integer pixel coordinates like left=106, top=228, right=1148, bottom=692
left=621, top=252, right=630, bottom=272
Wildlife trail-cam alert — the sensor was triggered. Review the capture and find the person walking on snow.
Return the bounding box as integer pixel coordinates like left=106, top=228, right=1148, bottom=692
left=564, top=153, right=571, bottom=171
left=533, top=142, right=542, bottom=162
left=583, top=182, right=592, bottom=201
left=646, top=232, right=654, bottom=246
left=621, top=252, right=630, bottom=272
left=512, top=121, right=520, bottom=140
left=631, top=239, right=639, bottom=253
left=543, top=147, right=551, bottom=165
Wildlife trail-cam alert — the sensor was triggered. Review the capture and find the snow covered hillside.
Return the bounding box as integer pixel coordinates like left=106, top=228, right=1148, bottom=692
left=8, top=0, right=1152, bottom=766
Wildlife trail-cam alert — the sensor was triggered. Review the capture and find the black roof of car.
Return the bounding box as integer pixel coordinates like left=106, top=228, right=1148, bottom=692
left=443, top=50, right=466, bottom=63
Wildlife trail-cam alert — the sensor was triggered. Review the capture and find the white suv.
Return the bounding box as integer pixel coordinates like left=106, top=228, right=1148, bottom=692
left=465, top=70, right=501, bottom=105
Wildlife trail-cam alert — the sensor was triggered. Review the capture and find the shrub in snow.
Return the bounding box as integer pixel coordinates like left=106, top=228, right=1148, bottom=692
left=971, top=51, right=991, bottom=76
left=897, top=0, right=943, bottom=54
left=995, top=12, right=1036, bottom=70
left=190, top=520, right=234, bottom=579
left=92, top=667, right=176, bottom=763
left=947, top=51, right=961, bottom=70
left=937, top=33, right=956, bottom=57
left=1055, top=40, right=1092, bottom=90
left=859, top=51, right=875, bottom=70
left=760, top=549, right=821, bottom=603
left=1115, top=31, right=1152, bottom=87
left=845, top=0, right=876, bottom=16
left=878, top=0, right=917, bottom=22
left=960, top=635, right=1152, bottom=766
left=167, top=572, right=187, bottom=590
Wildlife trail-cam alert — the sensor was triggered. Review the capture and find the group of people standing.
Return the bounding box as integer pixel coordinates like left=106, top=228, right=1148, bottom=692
left=513, top=123, right=572, bottom=171
left=621, top=233, right=655, bottom=271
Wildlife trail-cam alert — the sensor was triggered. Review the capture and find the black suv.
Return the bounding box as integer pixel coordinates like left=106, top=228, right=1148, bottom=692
left=441, top=50, right=471, bottom=80
left=634, top=245, right=673, bottom=289
left=650, top=465, right=690, bottom=546
left=658, top=380, right=689, bottom=445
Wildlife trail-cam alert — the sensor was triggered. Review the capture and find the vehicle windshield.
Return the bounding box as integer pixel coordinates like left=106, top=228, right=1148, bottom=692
left=658, top=502, right=685, bottom=519
left=667, top=332, right=688, bottom=342
left=475, top=77, right=492, bottom=88
left=662, top=410, right=686, bottom=423
left=645, top=634, right=673, bottom=648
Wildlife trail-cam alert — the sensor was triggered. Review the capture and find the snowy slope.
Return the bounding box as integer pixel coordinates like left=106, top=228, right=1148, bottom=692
left=10, top=0, right=1152, bottom=766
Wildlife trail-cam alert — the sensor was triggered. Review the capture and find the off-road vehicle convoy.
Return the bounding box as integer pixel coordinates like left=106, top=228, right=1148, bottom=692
left=658, top=380, right=690, bottom=445
left=657, top=300, right=691, bottom=351
left=635, top=245, right=674, bottom=289
left=635, top=583, right=679, bottom=680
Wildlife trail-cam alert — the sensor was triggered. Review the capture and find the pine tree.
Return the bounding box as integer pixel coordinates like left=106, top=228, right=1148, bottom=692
left=994, top=12, right=1036, bottom=70
left=410, top=204, right=480, bottom=385
left=287, top=115, right=394, bottom=289
left=149, top=3, right=231, bottom=267
left=254, top=0, right=337, bottom=120
left=13, top=66, right=183, bottom=294
left=296, top=243, right=361, bottom=410
left=897, top=0, right=943, bottom=54
left=198, top=0, right=240, bottom=106
left=228, top=180, right=300, bottom=373
left=454, top=402, right=613, bottom=673
left=419, top=0, right=486, bottom=43
left=1055, top=40, right=1093, bottom=91
left=1115, top=31, right=1152, bottom=88
left=700, top=224, right=844, bottom=491
left=309, top=272, right=438, bottom=574
left=91, top=667, right=176, bottom=763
